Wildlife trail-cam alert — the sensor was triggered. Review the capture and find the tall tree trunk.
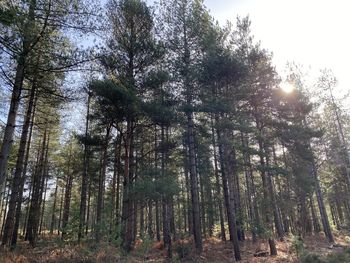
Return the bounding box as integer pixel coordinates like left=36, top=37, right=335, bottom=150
left=2, top=82, right=36, bottom=246
left=12, top=95, right=37, bottom=247
left=257, top=134, right=277, bottom=256
left=115, top=136, right=122, bottom=230
left=211, top=118, right=226, bottom=241
left=61, top=144, right=73, bottom=241
left=26, top=126, right=48, bottom=246
left=79, top=91, right=91, bottom=242
left=310, top=195, right=321, bottom=233
left=147, top=200, right=153, bottom=239
left=50, top=181, right=58, bottom=235
left=183, top=151, right=193, bottom=235
left=240, top=132, right=257, bottom=242
left=58, top=183, right=64, bottom=236
left=0, top=0, right=36, bottom=187
left=216, top=124, right=241, bottom=261
left=110, top=134, right=122, bottom=237
left=199, top=169, right=206, bottom=237
left=39, top=177, right=48, bottom=234
left=186, top=112, right=202, bottom=252
left=161, top=125, right=172, bottom=258
left=96, top=125, right=111, bottom=243
left=155, top=127, right=161, bottom=242
left=86, top=174, right=92, bottom=236
left=155, top=200, right=160, bottom=241
left=312, top=163, right=334, bottom=243
left=121, top=120, right=134, bottom=252
left=231, top=146, right=245, bottom=241
left=0, top=182, right=10, bottom=239
left=265, top=146, right=284, bottom=240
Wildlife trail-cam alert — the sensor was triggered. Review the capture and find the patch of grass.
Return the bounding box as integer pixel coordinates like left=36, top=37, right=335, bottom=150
left=301, top=248, right=350, bottom=263
left=174, top=240, right=192, bottom=259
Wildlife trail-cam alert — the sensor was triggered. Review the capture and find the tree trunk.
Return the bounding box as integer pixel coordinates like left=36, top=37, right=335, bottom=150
left=155, top=200, right=160, bottom=241
left=110, top=135, right=121, bottom=235
left=310, top=195, right=321, bottom=233
left=161, top=125, right=172, bottom=258
left=11, top=95, right=37, bottom=247
left=58, top=183, right=64, bottom=236
left=312, top=163, right=334, bottom=243
left=1, top=182, right=10, bottom=239
left=0, top=0, right=36, bottom=187
left=265, top=147, right=284, bottom=240
left=186, top=112, right=203, bottom=252
left=86, top=173, right=92, bottom=236
left=231, top=146, right=245, bottom=241
left=50, top=181, right=58, bottom=235
left=61, top=144, right=73, bottom=241
left=257, top=134, right=277, bottom=256
left=96, top=124, right=111, bottom=243
left=216, top=124, right=241, bottom=260
left=26, top=126, right=48, bottom=246
left=240, top=132, right=257, bottom=242
left=211, top=118, right=226, bottom=241
left=79, top=91, right=91, bottom=242
left=147, top=200, right=153, bottom=239
left=121, top=120, right=134, bottom=252
left=39, top=177, right=48, bottom=234
left=2, top=82, right=36, bottom=246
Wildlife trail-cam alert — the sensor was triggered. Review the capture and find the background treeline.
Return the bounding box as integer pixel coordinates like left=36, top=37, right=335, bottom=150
left=0, top=0, right=349, bottom=261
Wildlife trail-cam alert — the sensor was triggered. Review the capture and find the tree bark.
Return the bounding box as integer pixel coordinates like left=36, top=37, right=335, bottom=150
left=96, top=124, right=111, bottom=243
left=2, top=82, right=36, bottom=246
left=186, top=112, right=203, bottom=252
left=312, top=163, right=334, bottom=243
left=240, top=132, right=257, bottom=242
left=26, top=126, right=48, bottom=246
left=211, top=118, right=226, bottom=241
left=0, top=0, right=37, bottom=187
left=216, top=124, right=241, bottom=260
left=61, top=144, right=73, bottom=241
left=79, top=91, right=91, bottom=242
left=50, top=181, right=58, bottom=235
left=121, top=120, right=134, bottom=252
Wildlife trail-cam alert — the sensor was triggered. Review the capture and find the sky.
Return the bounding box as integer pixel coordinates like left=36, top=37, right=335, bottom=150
left=202, top=0, right=350, bottom=99
left=2, top=0, right=350, bottom=131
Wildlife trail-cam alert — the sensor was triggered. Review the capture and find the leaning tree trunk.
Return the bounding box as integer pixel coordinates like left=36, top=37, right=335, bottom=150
left=312, top=163, right=334, bottom=243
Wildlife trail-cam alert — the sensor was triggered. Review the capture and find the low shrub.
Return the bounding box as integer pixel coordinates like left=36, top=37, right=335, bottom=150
left=174, top=240, right=192, bottom=259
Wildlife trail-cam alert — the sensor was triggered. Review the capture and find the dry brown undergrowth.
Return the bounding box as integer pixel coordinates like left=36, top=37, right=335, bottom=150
left=1, top=233, right=349, bottom=263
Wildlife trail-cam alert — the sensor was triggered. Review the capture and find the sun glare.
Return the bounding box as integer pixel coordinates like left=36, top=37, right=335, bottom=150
left=280, top=82, right=295, bottom=93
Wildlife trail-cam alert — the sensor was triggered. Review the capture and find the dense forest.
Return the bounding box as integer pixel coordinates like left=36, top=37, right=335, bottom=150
left=0, top=0, right=350, bottom=262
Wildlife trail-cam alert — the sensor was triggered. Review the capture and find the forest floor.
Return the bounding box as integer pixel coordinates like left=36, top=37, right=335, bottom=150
left=1, top=232, right=350, bottom=263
